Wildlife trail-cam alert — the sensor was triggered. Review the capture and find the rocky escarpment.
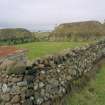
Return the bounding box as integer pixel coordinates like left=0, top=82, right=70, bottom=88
left=49, top=21, right=105, bottom=41
left=0, top=40, right=105, bottom=105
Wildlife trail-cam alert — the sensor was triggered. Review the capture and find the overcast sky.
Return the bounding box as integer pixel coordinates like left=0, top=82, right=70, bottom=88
left=0, top=0, right=105, bottom=31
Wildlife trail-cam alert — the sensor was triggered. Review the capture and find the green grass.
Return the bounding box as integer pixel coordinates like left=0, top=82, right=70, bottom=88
left=16, top=41, right=105, bottom=105
left=16, top=42, right=89, bottom=60
left=63, top=65, right=105, bottom=105
left=15, top=41, right=105, bottom=105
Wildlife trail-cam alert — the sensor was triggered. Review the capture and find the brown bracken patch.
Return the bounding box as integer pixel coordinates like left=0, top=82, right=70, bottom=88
left=0, top=46, right=25, bottom=57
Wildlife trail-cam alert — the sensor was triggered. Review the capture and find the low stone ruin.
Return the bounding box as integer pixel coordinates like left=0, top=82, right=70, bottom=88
left=0, top=40, right=105, bottom=105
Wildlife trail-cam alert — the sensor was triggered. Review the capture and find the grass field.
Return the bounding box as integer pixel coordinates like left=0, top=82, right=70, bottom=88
left=15, top=41, right=105, bottom=105
left=16, top=42, right=89, bottom=60
left=63, top=65, right=105, bottom=105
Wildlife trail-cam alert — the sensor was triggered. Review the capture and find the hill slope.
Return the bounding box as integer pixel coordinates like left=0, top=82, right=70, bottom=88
left=49, top=21, right=105, bottom=41
left=32, top=32, right=50, bottom=41
left=0, top=28, right=34, bottom=44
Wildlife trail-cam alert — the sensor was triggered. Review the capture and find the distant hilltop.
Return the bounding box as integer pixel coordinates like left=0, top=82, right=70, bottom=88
left=49, top=20, right=105, bottom=41
left=0, top=28, right=34, bottom=44
left=57, top=21, right=101, bottom=27
left=0, top=28, right=32, bottom=40
left=0, top=20, right=105, bottom=43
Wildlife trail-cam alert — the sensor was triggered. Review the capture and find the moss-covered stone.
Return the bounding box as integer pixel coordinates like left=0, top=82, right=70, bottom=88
left=6, top=62, right=26, bottom=75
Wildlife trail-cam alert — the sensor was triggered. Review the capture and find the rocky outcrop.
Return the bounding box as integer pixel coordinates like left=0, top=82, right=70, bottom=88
left=0, top=40, right=105, bottom=105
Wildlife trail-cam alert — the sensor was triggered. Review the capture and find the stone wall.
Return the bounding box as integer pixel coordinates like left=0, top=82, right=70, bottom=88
left=0, top=40, right=105, bottom=105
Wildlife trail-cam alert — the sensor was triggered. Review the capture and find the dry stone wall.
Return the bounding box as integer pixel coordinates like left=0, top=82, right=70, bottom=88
left=0, top=40, right=105, bottom=105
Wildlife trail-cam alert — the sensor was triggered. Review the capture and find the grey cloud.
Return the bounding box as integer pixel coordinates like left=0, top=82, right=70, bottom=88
left=0, top=0, right=105, bottom=31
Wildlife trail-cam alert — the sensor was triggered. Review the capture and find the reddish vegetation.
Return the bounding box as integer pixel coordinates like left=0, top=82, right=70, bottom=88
left=0, top=46, right=24, bottom=57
